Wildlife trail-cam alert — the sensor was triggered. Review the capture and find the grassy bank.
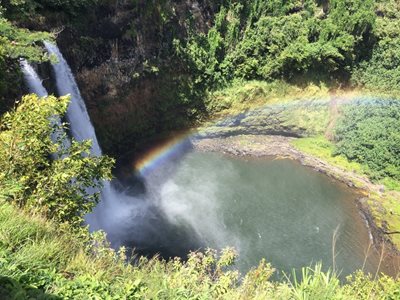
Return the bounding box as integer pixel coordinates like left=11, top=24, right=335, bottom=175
left=205, top=80, right=331, bottom=117
left=1, top=199, right=400, bottom=299
left=292, top=136, right=400, bottom=250
left=292, top=136, right=365, bottom=176
left=292, top=136, right=400, bottom=192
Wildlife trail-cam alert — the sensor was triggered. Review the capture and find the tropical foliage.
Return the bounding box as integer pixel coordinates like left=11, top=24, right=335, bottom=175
left=1, top=1, right=400, bottom=298
left=334, top=98, right=400, bottom=181
left=1, top=198, right=400, bottom=299
left=0, top=94, right=113, bottom=227
left=175, top=0, right=376, bottom=91
left=0, top=17, right=50, bottom=62
left=352, top=0, right=400, bottom=91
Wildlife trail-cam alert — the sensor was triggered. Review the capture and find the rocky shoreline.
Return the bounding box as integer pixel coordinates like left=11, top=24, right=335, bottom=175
left=192, top=134, right=400, bottom=259
left=193, top=134, right=373, bottom=189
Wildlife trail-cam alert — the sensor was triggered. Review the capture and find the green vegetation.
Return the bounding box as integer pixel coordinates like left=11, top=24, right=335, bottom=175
left=1, top=0, right=400, bottom=298
left=291, top=98, right=400, bottom=191
left=293, top=128, right=400, bottom=193
left=0, top=94, right=113, bottom=227
left=205, top=80, right=330, bottom=115
left=292, top=135, right=366, bottom=175
left=1, top=199, right=400, bottom=299
left=176, top=0, right=376, bottom=92
left=367, top=192, right=400, bottom=247
left=352, top=0, right=400, bottom=91
left=335, top=98, right=400, bottom=182
left=0, top=17, right=50, bottom=62
left=2, top=0, right=400, bottom=153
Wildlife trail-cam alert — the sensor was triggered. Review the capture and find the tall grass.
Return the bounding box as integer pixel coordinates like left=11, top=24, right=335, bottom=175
left=1, top=200, right=400, bottom=299
left=206, top=80, right=330, bottom=116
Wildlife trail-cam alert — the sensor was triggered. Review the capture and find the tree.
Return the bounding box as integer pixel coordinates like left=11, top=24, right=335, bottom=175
left=0, top=94, right=114, bottom=227
left=0, top=14, right=51, bottom=111
left=334, top=98, right=400, bottom=181
left=175, top=0, right=376, bottom=88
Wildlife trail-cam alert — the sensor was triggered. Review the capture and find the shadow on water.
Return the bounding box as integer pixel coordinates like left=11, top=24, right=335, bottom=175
left=123, top=206, right=205, bottom=260
left=114, top=137, right=205, bottom=260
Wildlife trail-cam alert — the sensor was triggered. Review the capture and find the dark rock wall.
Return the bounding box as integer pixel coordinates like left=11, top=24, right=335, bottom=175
left=49, top=0, right=220, bottom=157
left=11, top=0, right=219, bottom=156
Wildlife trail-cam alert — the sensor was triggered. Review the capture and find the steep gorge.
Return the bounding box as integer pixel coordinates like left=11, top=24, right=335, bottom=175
left=43, top=0, right=220, bottom=157
left=2, top=1, right=400, bottom=296
left=5, top=0, right=387, bottom=158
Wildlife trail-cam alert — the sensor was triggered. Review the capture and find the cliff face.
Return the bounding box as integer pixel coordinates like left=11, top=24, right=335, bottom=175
left=51, top=0, right=219, bottom=157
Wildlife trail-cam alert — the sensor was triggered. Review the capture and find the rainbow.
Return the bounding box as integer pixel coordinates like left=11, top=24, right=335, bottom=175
left=133, top=131, right=195, bottom=176
left=132, top=93, right=397, bottom=177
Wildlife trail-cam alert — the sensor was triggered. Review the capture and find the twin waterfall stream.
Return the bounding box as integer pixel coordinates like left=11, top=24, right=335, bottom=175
left=21, top=42, right=136, bottom=245
left=20, top=43, right=395, bottom=278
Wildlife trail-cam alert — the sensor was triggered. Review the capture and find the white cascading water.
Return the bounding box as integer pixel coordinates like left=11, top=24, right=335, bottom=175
left=44, top=41, right=102, bottom=155
left=20, top=59, right=48, bottom=97
left=20, top=59, right=71, bottom=153
left=44, top=42, right=145, bottom=246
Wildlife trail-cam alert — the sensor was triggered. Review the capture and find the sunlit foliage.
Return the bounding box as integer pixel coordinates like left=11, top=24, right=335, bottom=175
left=335, top=98, right=400, bottom=181
left=175, top=0, right=376, bottom=91
left=352, top=0, right=400, bottom=91
left=0, top=94, right=113, bottom=227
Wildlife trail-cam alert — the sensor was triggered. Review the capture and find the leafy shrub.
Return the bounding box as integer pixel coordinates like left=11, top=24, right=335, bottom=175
left=352, top=3, right=400, bottom=91
left=175, top=0, right=375, bottom=92
left=334, top=98, right=400, bottom=181
left=0, top=94, right=113, bottom=227
left=0, top=17, right=50, bottom=62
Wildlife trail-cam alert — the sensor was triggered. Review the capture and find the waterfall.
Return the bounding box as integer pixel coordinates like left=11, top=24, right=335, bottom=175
left=44, top=42, right=138, bottom=245
left=20, top=59, right=71, bottom=152
left=41, top=42, right=230, bottom=255
left=44, top=41, right=102, bottom=156
left=20, top=60, right=48, bottom=97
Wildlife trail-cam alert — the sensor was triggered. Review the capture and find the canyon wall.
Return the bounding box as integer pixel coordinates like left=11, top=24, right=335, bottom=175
left=50, top=0, right=220, bottom=157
